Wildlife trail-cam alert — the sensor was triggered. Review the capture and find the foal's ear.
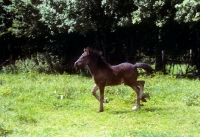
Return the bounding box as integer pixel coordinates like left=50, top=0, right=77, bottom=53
left=84, top=47, right=88, bottom=52
left=84, top=47, right=90, bottom=54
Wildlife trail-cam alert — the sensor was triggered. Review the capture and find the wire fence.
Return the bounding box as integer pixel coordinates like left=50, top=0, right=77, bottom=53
left=1, top=52, right=199, bottom=76
left=69, top=54, right=199, bottom=76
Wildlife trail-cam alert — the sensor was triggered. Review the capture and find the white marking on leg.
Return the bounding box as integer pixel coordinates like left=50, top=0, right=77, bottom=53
left=132, top=105, right=140, bottom=111
left=137, top=81, right=144, bottom=99
left=103, top=99, right=109, bottom=103
left=132, top=86, right=141, bottom=110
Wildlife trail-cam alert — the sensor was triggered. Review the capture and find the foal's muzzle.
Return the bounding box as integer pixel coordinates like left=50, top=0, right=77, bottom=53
left=74, top=62, right=78, bottom=67
left=74, top=61, right=81, bottom=67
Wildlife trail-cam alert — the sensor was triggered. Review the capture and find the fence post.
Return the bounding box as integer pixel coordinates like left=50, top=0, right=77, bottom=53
left=155, top=50, right=165, bottom=72
left=190, top=49, right=192, bottom=59
left=155, top=55, right=162, bottom=71
left=162, top=50, right=164, bottom=61
left=162, top=50, right=166, bottom=74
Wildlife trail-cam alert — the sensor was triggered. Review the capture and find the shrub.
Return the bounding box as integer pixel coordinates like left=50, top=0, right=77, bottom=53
left=1, top=53, right=63, bottom=74
left=1, top=64, right=17, bottom=74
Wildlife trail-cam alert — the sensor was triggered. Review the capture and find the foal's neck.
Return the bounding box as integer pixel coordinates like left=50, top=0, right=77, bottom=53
left=87, top=62, right=99, bottom=75
left=87, top=60, right=110, bottom=75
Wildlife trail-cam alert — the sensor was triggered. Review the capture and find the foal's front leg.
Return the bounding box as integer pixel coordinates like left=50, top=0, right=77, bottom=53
left=98, top=84, right=105, bottom=112
left=91, top=84, right=108, bottom=103
left=91, top=84, right=99, bottom=101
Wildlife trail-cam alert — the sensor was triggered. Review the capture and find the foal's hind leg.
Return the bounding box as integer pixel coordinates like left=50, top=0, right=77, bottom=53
left=131, top=81, right=147, bottom=110
left=131, top=85, right=141, bottom=110
left=91, top=84, right=108, bottom=103
left=136, top=80, right=147, bottom=102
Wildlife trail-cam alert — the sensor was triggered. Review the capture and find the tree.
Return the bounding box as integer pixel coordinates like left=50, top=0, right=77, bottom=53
left=175, top=0, right=200, bottom=23
left=1, top=0, right=41, bottom=37
left=0, top=0, right=200, bottom=74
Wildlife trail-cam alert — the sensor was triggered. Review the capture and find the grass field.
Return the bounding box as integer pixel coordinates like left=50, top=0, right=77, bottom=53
left=0, top=73, right=200, bottom=137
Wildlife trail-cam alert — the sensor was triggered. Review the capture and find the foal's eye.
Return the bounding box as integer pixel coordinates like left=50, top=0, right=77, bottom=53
left=81, top=56, right=87, bottom=60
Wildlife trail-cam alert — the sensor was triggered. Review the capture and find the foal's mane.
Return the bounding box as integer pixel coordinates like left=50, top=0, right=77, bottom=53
left=86, top=47, right=111, bottom=68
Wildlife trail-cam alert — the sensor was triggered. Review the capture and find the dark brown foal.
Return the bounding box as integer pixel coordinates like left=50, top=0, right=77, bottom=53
left=74, top=47, right=153, bottom=112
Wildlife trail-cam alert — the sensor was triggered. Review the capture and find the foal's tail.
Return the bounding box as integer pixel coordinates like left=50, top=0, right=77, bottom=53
left=134, top=63, right=154, bottom=74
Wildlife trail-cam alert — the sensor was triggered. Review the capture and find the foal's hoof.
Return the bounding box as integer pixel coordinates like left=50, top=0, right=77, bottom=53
left=97, top=110, right=104, bottom=113
left=141, top=93, right=150, bottom=102
left=141, top=97, right=147, bottom=102
left=132, top=105, right=140, bottom=111
left=103, top=99, right=109, bottom=103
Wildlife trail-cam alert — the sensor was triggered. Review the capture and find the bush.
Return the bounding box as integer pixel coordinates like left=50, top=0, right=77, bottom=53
left=1, top=53, right=63, bottom=74
left=1, top=64, right=18, bottom=74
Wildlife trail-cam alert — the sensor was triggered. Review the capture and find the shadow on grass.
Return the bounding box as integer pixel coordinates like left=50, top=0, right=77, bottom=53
left=0, top=126, right=13, bottom=137
left=173, top=74, right=200, bottom=80
left=143, top=107, right=164, bottom=112
left=109, top=106, right=166, bottom=114
left=110, top=110, right=133, bottom=114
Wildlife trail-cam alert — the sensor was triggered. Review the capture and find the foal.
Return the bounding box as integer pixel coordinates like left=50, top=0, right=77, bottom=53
left=74, top=47, right=153, bottom=112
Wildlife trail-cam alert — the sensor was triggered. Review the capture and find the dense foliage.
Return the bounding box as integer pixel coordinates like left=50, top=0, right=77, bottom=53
left=0, top=0, right=200, bottom=73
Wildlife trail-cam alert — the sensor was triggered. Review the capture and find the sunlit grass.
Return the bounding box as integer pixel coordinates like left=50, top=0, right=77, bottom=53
left=0, top=73, right=200, bottom=136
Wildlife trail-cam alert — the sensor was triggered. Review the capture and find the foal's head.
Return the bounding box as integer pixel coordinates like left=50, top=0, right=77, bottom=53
left=74, top=47, right=103, bottom=67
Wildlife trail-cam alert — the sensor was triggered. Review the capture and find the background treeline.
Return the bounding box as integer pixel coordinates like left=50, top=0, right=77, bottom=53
left=0, top=0, right=200, bottom=74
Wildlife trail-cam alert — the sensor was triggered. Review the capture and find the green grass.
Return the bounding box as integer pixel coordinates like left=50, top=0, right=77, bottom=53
left=0, top=73, right=200, bottom=137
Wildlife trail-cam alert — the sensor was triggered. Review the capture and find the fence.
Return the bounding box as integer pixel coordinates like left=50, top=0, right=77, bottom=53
left=1, top=50, right=199, bottom=76
left=131, top=49, right=199, bottom=76
left=55, top=49, right=200, bottom=76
